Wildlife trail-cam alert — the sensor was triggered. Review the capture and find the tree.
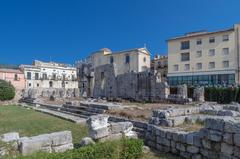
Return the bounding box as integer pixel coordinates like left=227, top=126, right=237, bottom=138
left=0, top=80, right=15, bottom=101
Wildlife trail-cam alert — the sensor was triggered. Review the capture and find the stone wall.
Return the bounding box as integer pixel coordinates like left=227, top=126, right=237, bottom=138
left=93, top=64, right=170, bottom=102
left=22, top=88, right=80, bottom=99
left=146, top=118, right=240, bottom=159
left=0, top=131, right=73, bottom=157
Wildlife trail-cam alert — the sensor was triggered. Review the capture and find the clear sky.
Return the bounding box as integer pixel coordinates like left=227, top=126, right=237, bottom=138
left=0, top=0, right=239, bottom=65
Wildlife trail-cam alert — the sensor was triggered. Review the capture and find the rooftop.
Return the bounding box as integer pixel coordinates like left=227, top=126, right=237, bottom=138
left=0, top=68, right=23, bottom=74
left=167, top=27, right=234, bottom=41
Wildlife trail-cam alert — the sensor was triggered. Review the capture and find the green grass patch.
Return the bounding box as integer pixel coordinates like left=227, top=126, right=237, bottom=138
left=0, top=105, right=88, bottom=143
left=11, top=138, right=143, bottom=159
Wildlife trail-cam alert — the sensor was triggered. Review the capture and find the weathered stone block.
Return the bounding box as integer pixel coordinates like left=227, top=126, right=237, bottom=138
left=89, top=127, right=109, bottom=140
left=221, top=143, right=233, bottom=156
left=234, top=134, right=240, bottom=147
left=0, top=132, right=19, bottom=142
left=52, top=143, right=73, bottom=153
left=49, top=131, right=72, bottom=146
left=202, top=139, right=211, bottom=149
left=110, top=122, right=133, bottom=134
left=186, top=145, right=199, bottom=154
left=223, top=133, right=233, bottom=145
left=176, top=143, right=186, bottom=152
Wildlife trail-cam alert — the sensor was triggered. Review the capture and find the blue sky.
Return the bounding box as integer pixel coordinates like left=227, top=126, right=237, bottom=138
left=0, top=0, right=239, bottom=65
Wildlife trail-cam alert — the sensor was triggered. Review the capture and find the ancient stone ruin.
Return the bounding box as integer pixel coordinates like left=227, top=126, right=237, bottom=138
left=0, top=131, right=73, bottom=157
left=86, top=114, right=137, bottom=141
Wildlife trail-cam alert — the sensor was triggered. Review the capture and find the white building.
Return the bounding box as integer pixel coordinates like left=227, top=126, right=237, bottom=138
left=20, top=60, right=78, bottom=89
left=167, top=23, right=240, bottom=86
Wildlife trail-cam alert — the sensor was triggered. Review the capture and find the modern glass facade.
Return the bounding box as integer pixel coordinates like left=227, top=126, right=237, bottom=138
left=168, top=74, right=235, bottom=86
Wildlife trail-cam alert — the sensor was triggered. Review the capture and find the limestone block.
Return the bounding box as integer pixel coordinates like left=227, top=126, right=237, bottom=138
left=176, top=143, right=186, bottom=152
left=110, top=122, right=133, bottom=134
left=192, top=154, right=202, bottom=159
left=157, top=137, right=170, bottom=147
left=234, top=134, right=240, bottom=147
left=0, top=132, right=19, bottom=142
left=19, top=136, right=52, bottom=156
left=80, top=137, right=95, bottom=147
left=223, top=133, right=233, bottom=145
left=221, top=143, right=234, bottom=155
left=202, top=139, right=211, bottom=149
left=207, top=130, right=222, bottom=142
left=186, top=145, right=199, bottom=154
left=233, top=146, right=240, bottom=157
left=89, top=127, right=109, bottom=140
left=204, top=118, right=224, bottom=131
left=52, top=143, right=73, bottom=153
left=87, top=114, right=109, bottom=130
left=49, top=131, right=72, bottom=146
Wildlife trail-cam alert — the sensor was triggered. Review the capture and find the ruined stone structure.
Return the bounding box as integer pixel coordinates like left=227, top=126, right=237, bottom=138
left=151, top=55, right=168, bottom=82
left=76, top=47, right=152, bottom=98
left=86, top=114, right=137, bottom=141
left=93, top=63, right=170, bottom=102
left=0, top=131, right=73, bottom=157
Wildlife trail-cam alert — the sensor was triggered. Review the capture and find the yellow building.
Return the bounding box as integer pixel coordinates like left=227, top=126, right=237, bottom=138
left=90, top=47, right=151, bottom=75
left=167, top=24, right=240, bottom=86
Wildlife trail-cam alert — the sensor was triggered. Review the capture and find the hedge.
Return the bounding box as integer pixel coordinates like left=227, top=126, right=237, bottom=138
left=14, top=138, right=144, bottom=159
left=0, top=80, right=15, bottom=101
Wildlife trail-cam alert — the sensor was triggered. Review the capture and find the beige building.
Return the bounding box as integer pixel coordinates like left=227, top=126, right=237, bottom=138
left=90, top=47, right=151, bottom=75
left=76, top=47, right=151, bottom=97
left=151, top=55, right=168, bottom=82
left=167, top=24, right=240, bottom=86
left=20, top=60, right=78, bottom=89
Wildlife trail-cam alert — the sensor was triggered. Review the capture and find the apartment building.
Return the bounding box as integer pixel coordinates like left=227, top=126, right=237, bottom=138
left=167, top=24, right=240, bottom=86
left=20, top=60, right=78, bottom=89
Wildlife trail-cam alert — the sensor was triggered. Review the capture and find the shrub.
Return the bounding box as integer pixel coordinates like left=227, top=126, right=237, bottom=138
left=0, top=80, right=15, bottom=101
left=13, top=138, right=144, bottom=159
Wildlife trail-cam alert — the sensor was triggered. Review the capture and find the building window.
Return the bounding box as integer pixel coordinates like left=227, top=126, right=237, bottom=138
left=143, top=57, right=146, bottom=63
left=209, top=37, right=215, bottom=43
left=62, top=74, right=66, bottom=80
left=223, top=35, right=229, bottom=41
left=28, top=83, right=31, bottom=87
left=181, top=41, right=190, bottom=50
left=209, top=62, right=215, bottom=69
left=196, top=63, right=202, bottom=70
left=35, top=73, right=39, bottom=80
left=27, top=72, right=31, bottom=80
left=196, top=39, right=202, bottom=45
left=52, top=74, right=56, bottom=80
left=125, top=55, right=130, bottom=64
left=209, top=49, right=215, bottom=56
left=37, top=83, right=39, bottom=87
left=14, top=74, right=18, bottom=81
left=196, top=51, right=202, bottom=58
left=49, top=81, right=53, bottom=88
left=184, top=64, right=190, bottom=71
left=181, top=52, right=190, bottom=61
left=173, top=65, right=179, bottom=71
left=223, top=61, right=229, bottom=68
left=42, top=73, right=47, bottom=80
left=71, top=75, right=75, bottom=81
left=222, top=48, right=229, bottom=55
left=110, top=56, right=114, bottom=64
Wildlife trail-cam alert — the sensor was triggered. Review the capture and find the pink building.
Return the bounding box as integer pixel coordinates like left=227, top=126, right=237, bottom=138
left=0, top=68, right=26, bottom=90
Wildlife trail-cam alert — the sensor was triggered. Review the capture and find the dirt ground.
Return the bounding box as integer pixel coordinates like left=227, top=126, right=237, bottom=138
left=106, top=102, right=196, bottom=121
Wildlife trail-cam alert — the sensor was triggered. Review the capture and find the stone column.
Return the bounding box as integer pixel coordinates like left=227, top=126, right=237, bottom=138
left=177, top=84, right=188, bottom=99
left=193, top=86, right=205, bottom=102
